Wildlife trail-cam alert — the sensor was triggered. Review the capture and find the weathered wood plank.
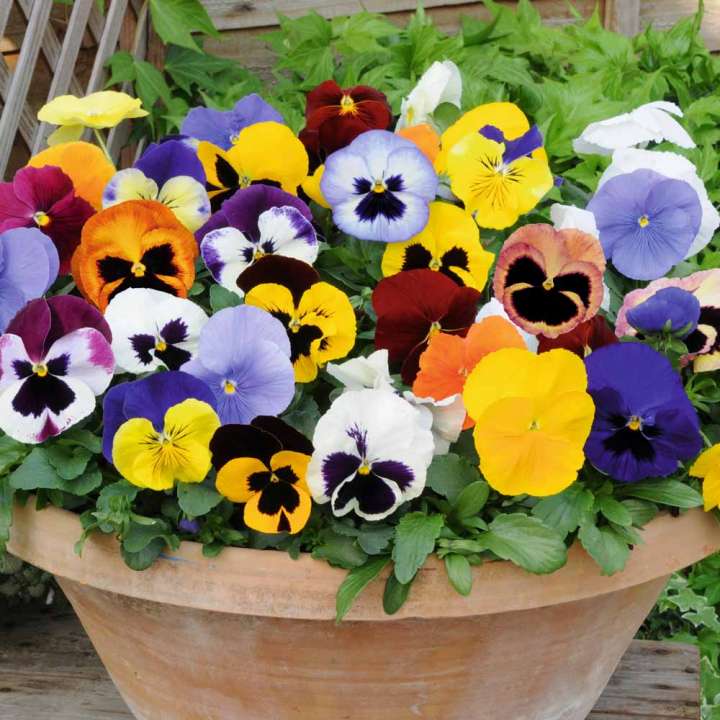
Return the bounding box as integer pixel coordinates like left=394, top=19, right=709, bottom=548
left=605, top=0, right=642, bottom=36
left=641, top=0, right=720, bottom=51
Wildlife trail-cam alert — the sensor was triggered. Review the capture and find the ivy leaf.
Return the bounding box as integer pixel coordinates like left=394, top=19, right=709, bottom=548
left=444, top=554, right=473, bottom=596
left=619, top=479, right=703, bottom=508
left=426, top=453, right=477, bottom=503
left=383, top=572, right=413, bottom=615
left=532, top=484, right=594, bottom=538
left=105, top=50, right=136, bottom=88
left=392, top=512, right=444, bottom=584
left=177, top=482, right=222, bottom=517
left=335, top=555, right=389, bottom=622
left=578, top=522, right=630, bottom=575
left=149, top=0, right=219, bottom=52
left=9, top=448, right=62, bottom=490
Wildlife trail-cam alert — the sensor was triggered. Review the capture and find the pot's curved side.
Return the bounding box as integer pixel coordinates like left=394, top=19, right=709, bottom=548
left=59, top=573, right=668, bottom=720
left=8, top=502, right=720, bottom=620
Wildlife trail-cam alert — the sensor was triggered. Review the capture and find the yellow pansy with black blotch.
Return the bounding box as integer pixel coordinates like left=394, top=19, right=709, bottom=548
left=239, top=256, right=356, bottom=383
left=211, top=417, right=314, bottom=534
left=381, top=201, right=494, bottom=290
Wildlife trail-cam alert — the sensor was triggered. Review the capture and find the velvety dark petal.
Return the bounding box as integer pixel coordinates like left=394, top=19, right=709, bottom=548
left=372, top=459, right=414, bottom=491
left=237, top=255, right=319, bottom=304
left=510, top=286, right=580, bottom=327
left=135, top=139, right=206, bottom=187
left=46, top=353, right=69, bottom=376
left=346, top=425, right=368, bottom=457
left=504, top=256, right=547, bottom=287
left=129, top=333, right=155, bottom=366
left=401, top=243, right=433, bottom=271
left=258, top=481, right=301, bottom=516
left=12, top=359, right=33, bottom=380
left=440, top=247, right=470, bottom=276
left=322, top=451, right=361, bottom=496
left=5, top=298, right=51, bottom=362
left=248, top=470, right=273, bottom=493
left=502, top=125, right=544, bottom=164
left=251, top=415, right=314, bottom=455
left=12, top=374, right=75, bottom=417
left=332, top=471, right=399, bottom=517
left=44, top=192, right=95, bottom=275
left=354, top=189, right=406, bottom=222
left=288, top=323, right=324, bottom=363
left=108, top=272, right=179, bottom=302
left=538, top=315, right=618, bottom=357
left=160, top=318, right=189, bottom=344
left=156, top=343, right=191, bottom=370
left=142, top=244, right=178, bottom=276
left=214, top=155, right=239, bottom=191
left=553, top=272, right=591, bottom=308
left=98, top=256, right=133, bottom=283
left=210, top=424, right=281, bottom=470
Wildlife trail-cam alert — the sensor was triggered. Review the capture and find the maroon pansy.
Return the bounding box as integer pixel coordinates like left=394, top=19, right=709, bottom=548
left=372, top=269, right=481, bottom=385
left=538, top=315, right=618, bottom=358
left=0, top=165, right=95, bottom=274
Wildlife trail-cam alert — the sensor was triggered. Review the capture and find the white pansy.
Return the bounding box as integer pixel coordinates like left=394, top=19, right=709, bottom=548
left=550, top=203, right=599, bottom=237
left=404, top=392, right=465, bottom=455
left=475, top=298, right=538, bottom=352
left=397, top=60, right=462, bottom=130
left=326, top=349, right=395, bottom=392
left=573, top=101, right=695, bottom=156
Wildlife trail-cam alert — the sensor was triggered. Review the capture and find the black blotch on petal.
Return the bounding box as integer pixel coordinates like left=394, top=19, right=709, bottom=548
left=258, top=482, right=300, bottom=516
left=511, top=286, right=579, bottom=327
left=12, top=375, right=75, bottom=417
left=401, top=244, right=433, bottom=272
left=504, top=256, right=546, bottom=288
left=554, top=272, right=591, bottom=308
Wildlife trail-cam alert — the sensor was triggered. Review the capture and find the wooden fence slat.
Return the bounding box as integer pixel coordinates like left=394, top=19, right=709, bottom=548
left=32, top=0, right=95, bottom=155
left=86, top=0, right=130, bottom=94
left=0, top=3, right=13, bottom=37
left=605, top=0, right=641, bottom=36
left=0, top=0, right=52, bottom=177
left=0, top=59, right=37, bottom=147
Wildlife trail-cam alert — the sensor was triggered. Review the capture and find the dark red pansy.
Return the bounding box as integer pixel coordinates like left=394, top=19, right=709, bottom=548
left=373, top=269, right=481, bottom=385
left=0, top=165, right=95, bottom=274
left=299, top=80, right=392, bottom=165
left=538, top=315, right=618, bottom=358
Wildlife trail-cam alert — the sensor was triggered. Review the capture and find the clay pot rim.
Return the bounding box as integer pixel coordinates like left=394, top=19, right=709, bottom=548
left=8, top=501, right=720, bottom=621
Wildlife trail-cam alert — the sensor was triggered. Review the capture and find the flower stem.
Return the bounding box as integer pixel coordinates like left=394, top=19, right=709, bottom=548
left=93, top=128, right=113, bottom=163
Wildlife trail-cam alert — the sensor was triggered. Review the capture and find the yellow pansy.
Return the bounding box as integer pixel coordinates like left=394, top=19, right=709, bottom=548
left=112, top=399, right=220, bottom=491
left=463, top=348, right=595, bottom=496
left=690, top=444, right=720, bottom=511
left=301, top=164, right=330, bottom=208
left=381, top=201, right=494, bottom=290
left=198, top=121, right=309, bottom=211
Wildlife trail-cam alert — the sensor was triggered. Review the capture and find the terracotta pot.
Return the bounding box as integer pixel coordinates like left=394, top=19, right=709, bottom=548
left=8, top=502, right=720, bottom=720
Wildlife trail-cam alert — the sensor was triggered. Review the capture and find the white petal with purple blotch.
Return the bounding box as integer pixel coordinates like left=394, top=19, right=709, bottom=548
left=0, top=334, right=31, bottom=393
left=256, top=206, right=318, bottom=263
left=102, top=168, right=158, bottom=208
left=201, top=227, right=256, bottom=294
left=104, top=288, right=208, bottom=374
left=157, top=175, right=211, bottom=232
left=44, top=328, right=114, bottom=394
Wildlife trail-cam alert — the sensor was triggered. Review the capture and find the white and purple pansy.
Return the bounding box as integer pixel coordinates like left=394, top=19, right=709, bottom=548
left=102, top=139, right=210, bottom=231
left=0, top=296, right=114, bottom=444
left=198, top=185, right=318, bottom=295
left=103, top=288, right=208, bottom=374
left=320, top=129, right=438, bottom=243
left=307, top=389, right=434, bottom=520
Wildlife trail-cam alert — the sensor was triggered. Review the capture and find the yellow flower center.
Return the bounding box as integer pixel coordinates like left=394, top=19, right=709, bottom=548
left=253, top=248, right=266, bottom=260
left=406, top=106, right=415, bottom=125
left=155, top=339, right=167, bottom=352
left=627, top=415, right=642, bottom=431
left=372, top=179, right=386, bottom=194
left=583, top=345, right=592, bottom=357
left=542, top=277, right=554, bottom=291
left=529, top=419, right=540, bottom=431
left=288, top=317, right=301, bottom=333
left=131, top=261, right=146, bottom=277
left=638, top=215, right=650, bottom=228
left=357, top=463, right=371, bottom=476
left=223, top=380, right=237, bottom=394
left=428, top=321, right=442, bottom=339
left=229, top=132, right=240, bottom=145
left=239, top=175, right=252, bottom=189
left=32, top=363, right=48, bottom=378
left=339, top=94, right=357, bottom=116
left=33, top=211, right=51, bottom=227
left=269, top=473, right=281, bottom=483
left=428, top=257, right=441, bottom=271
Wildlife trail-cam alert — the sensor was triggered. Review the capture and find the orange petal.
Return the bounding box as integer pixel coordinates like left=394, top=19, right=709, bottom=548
left=413, top=332, right=466, bottom=400
left=396, top=124, right=440, bottom=163
left=464, top=316, right=526, bottom=372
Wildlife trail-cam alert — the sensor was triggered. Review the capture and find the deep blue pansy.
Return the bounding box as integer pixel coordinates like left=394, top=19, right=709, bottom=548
left=626, top=286, right=701, bottom=338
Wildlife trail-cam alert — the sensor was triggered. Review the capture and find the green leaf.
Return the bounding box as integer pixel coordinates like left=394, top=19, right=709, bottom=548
left=65, top=467, right=103, bottom=496
left=0, top=435, right=28, bottom=474
left=426, top=453, right=477, bottom=503
left=392, top=512, right=444, bottom=584
left=453, top=480, right=490, bottom=522
left=597, top=496, right=633, bottom=527
left=122, top=537, right=166, bottom=570
left=532, top=484, right=594, bottom=538
left=45, top=444, right=92, bottom=480
left=122, top=519, right=177, bottom=553
left=479, top=514, right=567, bottom=574
left=356, top=524, right=394, bottom=555
left=209, top=284, right=241, bottom=312
left=444, top=554, right=473, bottom=596
left=335, top=555, right=389, bottom=622
left=134, top=59, right=172, bottom=109
left=619, top=479, right=703, bottom=508
left=57, top=428, right=102, bottom=454
left=0, top=475, right=15, bottom=550
left=621, top=499, right=658, bottom=527
left=149, top=0, right=219, bottom=52
left=312, top=530, right=368, bottom=569
left=383, top=572, right=413, bottom=615
left=105, top=50, right=136, bottom=87
left=9, top=448, right=62, bottom=490
left=578, top=522, right=630, bottom=575
left=177, top=482, right=222, bottom=517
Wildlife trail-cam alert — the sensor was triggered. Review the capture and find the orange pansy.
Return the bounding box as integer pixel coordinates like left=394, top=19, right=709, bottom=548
left=28, top=141, right=115, bottom=210
left=396, top=123, right=441, bottom=163
left=72, top=199, right=197, bottom=311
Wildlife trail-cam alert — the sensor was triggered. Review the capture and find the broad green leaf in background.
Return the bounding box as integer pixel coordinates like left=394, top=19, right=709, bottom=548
left=392, top=512, right=445, bottom=584
left=149, top=0, right=219, bottom=52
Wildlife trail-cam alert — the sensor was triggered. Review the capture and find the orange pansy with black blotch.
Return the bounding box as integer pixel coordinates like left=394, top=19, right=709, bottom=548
left=72, top=199, right=197, bottom=311
left=493, top=223, right=606, bottom=339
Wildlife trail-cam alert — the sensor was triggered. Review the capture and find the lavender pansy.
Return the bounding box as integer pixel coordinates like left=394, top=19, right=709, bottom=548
left=587, top=168, right=702, bottom=280
left=198, top=185, right=318, bottom=294
left=321, top=130, right=438, bottom=243
left=584, top=343, right=702, bottom=483
left=626, top=287, right=701, bottom=338
left=181, top=305, right=294, bottom=424
left=0, top=296, right=114, bottom=444
left=307, top=389, right=434, bottom=520
left=102, top=370, right=216, bottom=462
left=104, top=288, right=208, bottom=373
left=0, top=228, right=59, bottom=332
left=102, top=139, right=210, bottom=231
left=181, top=94, right=283, bottom=150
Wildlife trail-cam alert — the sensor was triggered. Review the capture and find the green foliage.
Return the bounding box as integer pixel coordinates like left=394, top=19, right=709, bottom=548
left=392, top=512, right=445, bottom=584
left=335, top=555, right=389, bottom=621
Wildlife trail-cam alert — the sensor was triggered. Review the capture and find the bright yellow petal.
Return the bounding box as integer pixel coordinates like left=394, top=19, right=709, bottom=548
left=508, top=155, right=554, bottom=216
left=47, top=124, right=84, bottom=145
left=271, top=450, right=311, bottom=494
left=38, top=91, right=147, bottom=129
left=197, top=141, right=239, bottom=192
left=690, top=444, right=720, bottom=478
left=216, top=457, right=268, bottom=503
left=301, top=165, right=330, bottom=208
left=157, top=176, right=210, bottom=232
left=229, top=121, right=309, bottom=194
left=112, top=418, right=176, bottom=491
left=245, top=283, right=296, bottom=319
left=244, top=485, right=311, bottom=534
left=702, top=470, right=720, bottom=511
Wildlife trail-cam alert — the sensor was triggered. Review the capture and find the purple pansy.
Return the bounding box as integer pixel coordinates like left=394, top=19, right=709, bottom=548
left=198, top=185, right=318, bottom=294
left=102, top=371, right=216, bottom=463
left=626, top=286, right=701, bottom=338
left=584, top=342, right=702, bottom=483
left=479, top=124, right=544, bottom=164
left=181, top=305, right=295, bottom=424
left=0, top=296, right=114, bottom=444
left=0, top=165, right=95, bottom=275
left=180, top=94, right=284, bottom=150
left=102, top=139, right=210, bottom=232
left=587, top=168, right=702, bottom=281
left=306, top=389, right=434, bottom=520
left=320, top=130, right=438, bottom=243
left=0, top=228, right=59, bottom=332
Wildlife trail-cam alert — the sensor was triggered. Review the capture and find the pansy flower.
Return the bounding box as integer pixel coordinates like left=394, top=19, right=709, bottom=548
left=587, top=168, right=702, bottom=280
left=0, top=228, right=59, bottom=332
left=199, top=185, right=318, bottom=294
left=72, top=199, right=197, bottom=311
left=27, top=141, right=115, bottom=210
left=397, top=60, right=462, bottom=130
left=626, top=287, right=700, bottom=338
left=493, top=224, right=606, bottom=339
left=299, top=80, right=392, bottom=163
left=104, top=288, right=208, bottom=373
left=326, top=349, right=395, bottom=392
left=538, top=316, right=618, bottom=358
left=0, top=165, right=95, bottom=274
left=211, top=417, right=314, bottom=534
left=240, top=256, right=357, bottom=383
left=463, top=348, right=595, bottom=496
left=321, top=130, right=438, bottom=243
left=584, top=343, right=702, bottom=483
left=181, top=93, right=283, bottom=150
left=475, top=297, right=538, bottom=352
left=0, top=296, right=114, bottom=444
left=307, top=389, right=434, bottom=521
left=403, top=391, right=466, bottom=455
left=381, top=201, right=493, bottom=289
left=396, top=124, right=441, bottom=163
left=690, top=444, right=720, bottom=511
left=373, top=269, right=480, bottom=385
left=181, top=305, right=295, bottom=424
left=103, top=139, right=210, bottom=231
left=197, top=121, right=309, bottom=211
left=103, top=371, right=219, bottom=490
left=550, top=203, right=599, bottom=237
